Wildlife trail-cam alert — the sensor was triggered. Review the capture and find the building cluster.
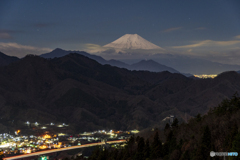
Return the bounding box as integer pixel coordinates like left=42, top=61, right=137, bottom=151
left=162, top=115, right=175, bottom=124
left=0, top=133, right=61, bottom=155
left=0, top=128, right=137, bottom=157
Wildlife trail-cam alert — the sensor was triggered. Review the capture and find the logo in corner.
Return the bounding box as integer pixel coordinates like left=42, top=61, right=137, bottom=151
left=210, top=151, right=215, bottom=157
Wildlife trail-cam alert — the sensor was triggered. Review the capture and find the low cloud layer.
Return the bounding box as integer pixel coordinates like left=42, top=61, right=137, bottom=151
left=172, top=40, right=240, bottom=49
left=0, top=42, right=52, bottom=57
left=83, top=43, right=107, bottom=53
left=83, top=43, right=166, bottom=59
left=235, top=35, right=240, bottom=39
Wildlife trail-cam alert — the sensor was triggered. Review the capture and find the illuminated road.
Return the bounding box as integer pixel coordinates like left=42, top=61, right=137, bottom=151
left=3, top=139, right=126, bottom=160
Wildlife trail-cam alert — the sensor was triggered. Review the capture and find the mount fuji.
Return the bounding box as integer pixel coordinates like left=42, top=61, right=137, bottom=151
left=103, top=34, right=163, bottom=50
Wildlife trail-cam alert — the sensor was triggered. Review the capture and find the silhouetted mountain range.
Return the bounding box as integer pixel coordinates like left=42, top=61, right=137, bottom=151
left=129, top=59, right=179, bottom=73
left=41, top=48, right=240, bottom=75
left=151, top=54, right=240, bottom=75
left=40, top=48, right=180, bottom=74
left=41, top=48, right=107, bottom=64
left=0, top=52, right=240, bottom=133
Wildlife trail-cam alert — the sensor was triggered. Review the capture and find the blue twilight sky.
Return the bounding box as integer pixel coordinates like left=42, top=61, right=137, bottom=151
left=0, top=0, right=240, bottom=64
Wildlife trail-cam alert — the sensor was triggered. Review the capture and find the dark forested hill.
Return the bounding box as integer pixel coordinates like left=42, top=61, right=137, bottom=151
left=0, top=53, right=240, bottom=133
left=87, top=95, right=240, bottom=160
left=0, top=51, right=19, bottom=66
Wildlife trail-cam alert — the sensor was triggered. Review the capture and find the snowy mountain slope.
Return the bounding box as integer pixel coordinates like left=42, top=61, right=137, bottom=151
left=103, top=34, right=163, bottom=50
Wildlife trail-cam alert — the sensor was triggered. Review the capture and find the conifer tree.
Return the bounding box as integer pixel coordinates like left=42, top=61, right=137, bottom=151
left=116, top=150, right=123, bottom=160
left=89, top=146, right=101, bottom=160
left=127, top=135, right=135, bottom=154
left=196, top=113, right=202, bottom=122
left=151, top=131, right=162, bottom=159
left=164, top=123, right=170, bottom=131
left=195, top=125, right=212, bottom=160
left=111, top=149, right=118, bottom=160
left=122, top=150, right=131, bottom=160
left=224, top=122, right=238, bottom=150
left=180, top=150, right=191, bottom=160
left=144, top=139, right=150, bottom=159
left=231, top=133, right=240, bottom=154
left=178, top=138, right=183, bottom=150
left=136, top=136, right=140, bottom=143
left=162, top=142, right=169, bottom=157
left=162, top=130, right=174, bottom=156
left=134, top=137, right=145, bottom=160
left=202, top=125, right=211, bottom=151
left=171, top=118, right=179, bottom=127
left=153, top=130, right=161, bottom=147
left=97, top=149, right=108, bottom=160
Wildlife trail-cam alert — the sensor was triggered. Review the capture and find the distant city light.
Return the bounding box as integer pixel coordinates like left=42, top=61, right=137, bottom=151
left=43, top=134, right=51, bottom=139
left=0, top=144, right=10, bottom=148
left=194, top=74, right=217, bottom=79
left=58, top=133, right=66, bottom=136
left=130, top=129, right=140, bottom=134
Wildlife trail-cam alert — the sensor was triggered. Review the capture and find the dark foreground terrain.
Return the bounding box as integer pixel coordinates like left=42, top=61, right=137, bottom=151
left=0, top=52, right=240, bottom=133
left=85, top=95, right=240, bottom=160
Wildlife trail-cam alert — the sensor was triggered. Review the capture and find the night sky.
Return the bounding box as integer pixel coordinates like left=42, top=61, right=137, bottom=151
left=1, top=0, right=240, bottom=64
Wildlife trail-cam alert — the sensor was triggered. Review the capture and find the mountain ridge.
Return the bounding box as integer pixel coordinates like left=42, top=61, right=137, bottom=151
left=40, top=48, right=180, bottom=74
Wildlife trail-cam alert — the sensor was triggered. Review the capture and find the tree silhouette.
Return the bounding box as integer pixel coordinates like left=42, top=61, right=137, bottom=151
left=231, top=133, right=240, bottom=155
left=134, top=137, right=145, bottom=160
left=164, top=123, right=170, bottom=131
left=195, top=125, right=212, bottom=160
left=144, top=139, right=150, bottom=159
left=171, top=118, right=179, bottom=127
left=151, top=131, right=162, bottom=158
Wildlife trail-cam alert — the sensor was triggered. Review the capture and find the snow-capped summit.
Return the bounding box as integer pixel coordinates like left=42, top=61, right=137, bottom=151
left=103, top=34, right=163, bottom=50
